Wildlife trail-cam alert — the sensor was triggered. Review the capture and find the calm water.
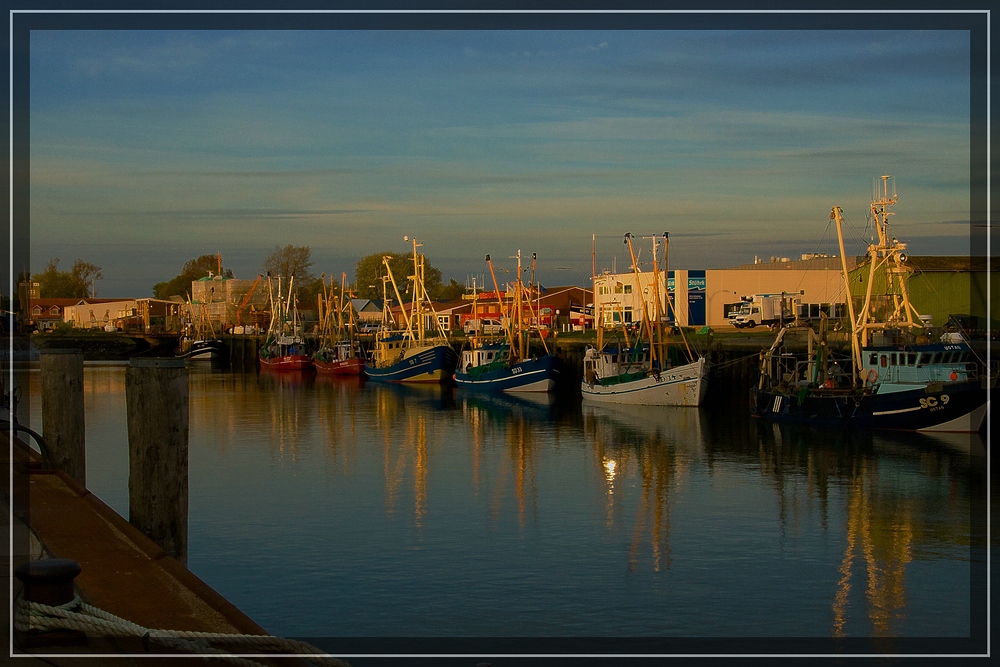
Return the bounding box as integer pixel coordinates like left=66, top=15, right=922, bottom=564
left=18, top=362, right=987, bottom=648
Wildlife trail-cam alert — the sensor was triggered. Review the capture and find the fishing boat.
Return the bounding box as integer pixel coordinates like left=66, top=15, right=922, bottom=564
left=259, top=273, right=313, bottom=371
left=751, top=176, right=989, bottom=431
left=364, top=237, right=458, bottom=383
left=581, top=232, right=709, bottom=406
left=176, top=294, right=224, bottom=361
left=313, top=272, right=365, bottom=376
left=176, top=338, right=226, bottom=361
left=455, top=251, right=562, bottom=392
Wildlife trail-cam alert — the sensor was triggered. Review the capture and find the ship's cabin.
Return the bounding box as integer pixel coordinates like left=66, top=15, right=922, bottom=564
left=861, top=344, right=978, bottom=383
left=462, top=344, right=509, bottom=371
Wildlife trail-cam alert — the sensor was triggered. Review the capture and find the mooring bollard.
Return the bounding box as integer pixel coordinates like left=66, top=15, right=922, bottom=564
left=125, top=358, right=189, bottom=567
left=15, top=558, right=82, bottom=606
left=39, top=349, right=86, bottom=486
left=14, top=558, right=87, bottom=647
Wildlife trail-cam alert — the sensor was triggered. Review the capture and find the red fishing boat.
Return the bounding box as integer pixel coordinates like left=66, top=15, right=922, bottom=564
left=313, top=272, right=365, bottom=376
left=259, top=273, right=314, bottom=371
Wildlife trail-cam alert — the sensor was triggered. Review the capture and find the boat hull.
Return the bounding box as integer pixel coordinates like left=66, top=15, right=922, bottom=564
left=176, top=340, right=225, bottom=361
left=259, top=354, right=314, bottom=371
left=581, top=357, right=708, bottom=406
left=314, top=357, right=365, bottom=376
left=365, top=344, right=458, bottom=383
left=455, top=355, right=561, bottom=393
left=752, top=377, right=988, bottom=432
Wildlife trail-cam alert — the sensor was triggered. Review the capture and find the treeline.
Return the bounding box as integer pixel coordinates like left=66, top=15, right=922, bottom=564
left=28, top=245, right=466, bottom=304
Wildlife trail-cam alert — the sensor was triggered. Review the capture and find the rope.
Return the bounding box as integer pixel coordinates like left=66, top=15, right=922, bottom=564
left=709, top=352, right=762, bottom=370
left=15, top=594, right=350, bottom=667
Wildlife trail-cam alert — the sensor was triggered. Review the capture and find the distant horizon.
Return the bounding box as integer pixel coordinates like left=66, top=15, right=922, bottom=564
left=17, top=12, right=982, bottom=298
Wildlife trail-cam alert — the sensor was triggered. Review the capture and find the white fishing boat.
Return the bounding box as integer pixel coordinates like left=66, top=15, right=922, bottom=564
left=581, top=232, right=708, bottom=406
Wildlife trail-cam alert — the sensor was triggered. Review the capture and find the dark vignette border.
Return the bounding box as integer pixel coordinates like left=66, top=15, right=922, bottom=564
left=5, top=4, right=991, bottom=665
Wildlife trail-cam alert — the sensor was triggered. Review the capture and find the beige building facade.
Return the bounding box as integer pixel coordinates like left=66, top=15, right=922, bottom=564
left=593, top=256, right=860, bottom=329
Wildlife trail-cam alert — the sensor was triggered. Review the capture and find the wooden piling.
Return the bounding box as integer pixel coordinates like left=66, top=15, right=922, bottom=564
left=125, top=358, right=189, bottom=566
left=39, top=349, right=85, bottom=486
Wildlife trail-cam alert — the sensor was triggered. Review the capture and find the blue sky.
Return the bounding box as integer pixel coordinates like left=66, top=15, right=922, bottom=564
left=27, top=28, right=972, bottom=297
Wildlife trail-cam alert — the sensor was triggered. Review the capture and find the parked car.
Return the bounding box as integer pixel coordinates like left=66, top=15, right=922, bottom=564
left=464, top=318, right=503, bottom=335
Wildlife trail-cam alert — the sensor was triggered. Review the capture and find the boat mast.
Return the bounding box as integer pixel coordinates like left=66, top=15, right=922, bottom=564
left=624, top=233, right=657, bottom=367
left=855, top=175, right=921, bottom=347
left=831, top=206, right=862, bottom=379
left=648, top=233, right=663, bottom=366
left=383, top=255, right=411, bottom=335
left=530, top=252, right=549, bottom=355
left=486, top=254, right=514, bottom=352
left=515, top=250, right=525, bottom=360
left=659, top=232, right=694, bottom=361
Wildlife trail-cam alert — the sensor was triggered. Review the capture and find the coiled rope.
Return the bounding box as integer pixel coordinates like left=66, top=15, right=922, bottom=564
left=15, top=593, right=350, bottom=667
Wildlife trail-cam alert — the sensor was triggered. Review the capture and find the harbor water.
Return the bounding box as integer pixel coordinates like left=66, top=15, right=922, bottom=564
left=18, top=362, right=987, bottom=650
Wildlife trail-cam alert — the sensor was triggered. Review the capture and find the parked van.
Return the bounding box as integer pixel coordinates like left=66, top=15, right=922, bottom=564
left=464, top=318, right=504, bottom=335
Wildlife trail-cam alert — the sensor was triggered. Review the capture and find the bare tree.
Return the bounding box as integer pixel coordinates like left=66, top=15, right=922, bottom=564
left=263, top=245, right=314, bottom=284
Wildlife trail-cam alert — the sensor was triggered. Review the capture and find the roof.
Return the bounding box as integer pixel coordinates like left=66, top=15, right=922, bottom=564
left=903, top=256, right=988, bottom=272
left=30, top=297, right=123, bottom=307
left=723, top=256, right=862, bottom=271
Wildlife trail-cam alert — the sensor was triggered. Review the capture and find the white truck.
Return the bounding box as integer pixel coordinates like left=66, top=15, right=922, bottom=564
left=730, top=294, right=789, bottom=329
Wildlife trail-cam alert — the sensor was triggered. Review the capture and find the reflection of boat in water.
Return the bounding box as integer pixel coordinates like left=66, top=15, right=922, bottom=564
left=581, top=401, right=706, bottom=449
left=583, top=402, right=707, bottom=573
left=367, top=379, right=456, bottom=411
left=457, top=389, right=557, bottom=425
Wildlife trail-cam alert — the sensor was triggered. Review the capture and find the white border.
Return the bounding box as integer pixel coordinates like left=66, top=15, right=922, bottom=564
left=6, top=6, right=991, bottom=661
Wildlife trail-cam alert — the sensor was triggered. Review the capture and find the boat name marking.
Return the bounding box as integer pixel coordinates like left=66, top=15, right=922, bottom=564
left=919, top=394, right=949, bottom=411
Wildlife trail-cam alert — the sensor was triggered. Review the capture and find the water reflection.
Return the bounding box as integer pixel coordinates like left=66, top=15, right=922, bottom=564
left=17, top=363, right=982, bottom=639
left=583, top=404, right=706, bottom=573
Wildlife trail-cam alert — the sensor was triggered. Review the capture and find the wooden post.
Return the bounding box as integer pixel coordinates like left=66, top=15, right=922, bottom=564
left=39, top=349, right=85, bottom=486
left=125, top=358, right=189, bottom=566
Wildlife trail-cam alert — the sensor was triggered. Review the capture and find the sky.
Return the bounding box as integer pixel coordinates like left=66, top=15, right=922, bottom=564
left=25, top=25, right=974, bottom=297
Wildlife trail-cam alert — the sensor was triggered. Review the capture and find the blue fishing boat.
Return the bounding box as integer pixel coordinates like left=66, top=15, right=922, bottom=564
left=455, top=251, right=562, bottom=393
left=752, top=177, right=989, bottom=432
left=457, top=342, right=561, bottom=392
left=365, top=237, right=458, bottom=384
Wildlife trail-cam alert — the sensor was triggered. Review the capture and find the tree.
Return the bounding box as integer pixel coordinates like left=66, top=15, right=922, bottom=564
left=353, top=251, right=443, bottom=302
left=36, top=258, right=102, bottom=298
left=153, top=255, right=232, bottom=300
left=431, top=278, right=466, bottom=302
left=262, top=245, right=314, bottom=285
